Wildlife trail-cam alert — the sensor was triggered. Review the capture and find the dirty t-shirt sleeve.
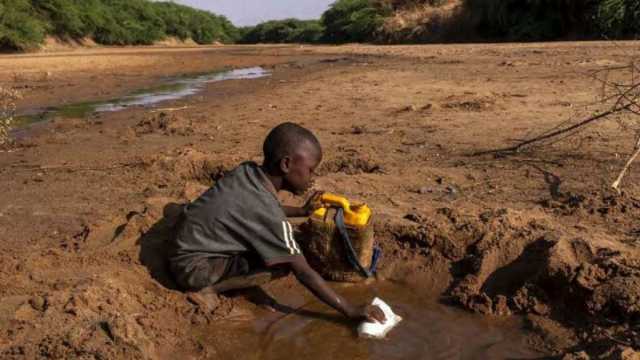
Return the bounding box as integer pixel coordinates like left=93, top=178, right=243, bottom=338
left=245, top=212, right=303, bottom=266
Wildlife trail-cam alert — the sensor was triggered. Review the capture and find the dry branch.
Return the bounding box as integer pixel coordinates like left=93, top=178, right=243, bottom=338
left=473, top=54, right=640, bottom=192
left=612, top=137, right=640, bottom=193
left=473, top=103, right=633, bottom=156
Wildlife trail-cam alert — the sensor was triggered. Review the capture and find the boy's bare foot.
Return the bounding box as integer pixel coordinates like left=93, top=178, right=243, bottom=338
left=186, top=286, right=220, bottom=313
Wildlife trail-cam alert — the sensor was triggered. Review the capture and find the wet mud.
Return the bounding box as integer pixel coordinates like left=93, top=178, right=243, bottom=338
left=13, top=67, right=270, bottom=127
left=256, top=282, right=543, bottom=360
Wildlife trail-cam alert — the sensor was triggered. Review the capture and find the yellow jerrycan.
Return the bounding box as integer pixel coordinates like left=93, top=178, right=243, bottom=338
left=301, top=193, right=379, bottom=282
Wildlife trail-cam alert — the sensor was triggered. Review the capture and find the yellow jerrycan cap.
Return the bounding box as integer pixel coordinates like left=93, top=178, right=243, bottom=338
left=311, top=193, right=372, bottom=227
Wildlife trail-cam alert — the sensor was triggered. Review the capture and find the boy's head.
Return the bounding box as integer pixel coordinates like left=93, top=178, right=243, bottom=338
left=262, top=122, right=322, bottom=194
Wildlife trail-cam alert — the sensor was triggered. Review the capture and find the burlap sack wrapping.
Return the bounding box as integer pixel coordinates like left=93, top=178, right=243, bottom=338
left=300, top=208, right=374, bottom=282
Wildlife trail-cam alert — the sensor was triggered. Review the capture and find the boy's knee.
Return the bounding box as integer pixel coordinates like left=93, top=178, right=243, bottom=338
left=170, top=256, right=228, bottom=291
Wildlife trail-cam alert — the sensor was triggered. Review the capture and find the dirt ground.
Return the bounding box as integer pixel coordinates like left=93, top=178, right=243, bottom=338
left=2, top=42, right=640, bottom=359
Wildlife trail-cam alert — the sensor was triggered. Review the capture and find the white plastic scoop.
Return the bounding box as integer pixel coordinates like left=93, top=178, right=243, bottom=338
left=357, top=297, right=402, bottom=339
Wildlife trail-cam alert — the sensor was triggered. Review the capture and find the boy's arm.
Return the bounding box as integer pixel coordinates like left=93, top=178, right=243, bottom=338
left=282, top=191, right=323, bottom=218
left=281, top=205, right=308, bottom=217
left=282, top=256, right=386, bottom=323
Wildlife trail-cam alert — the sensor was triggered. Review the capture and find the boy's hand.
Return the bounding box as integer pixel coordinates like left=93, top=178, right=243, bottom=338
left=302, top=191, right=324, bottom=216
left=350, top=304, right=387, bottom=324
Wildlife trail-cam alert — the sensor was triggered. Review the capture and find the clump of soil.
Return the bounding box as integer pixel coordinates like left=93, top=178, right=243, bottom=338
left=319, top=152, right=384, bottom=175
left=144, top=148, right=234, bottom=186
left=134, top=112, right=194, bottom=136
left=442, top=94, right=496, bottom=112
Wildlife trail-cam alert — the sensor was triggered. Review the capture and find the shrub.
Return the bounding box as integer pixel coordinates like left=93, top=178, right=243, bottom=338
left=239, top=19, right=324, bottom=43
left=462, top=0, right=595, bottom=41
left=89, top=0, right=166, bottom=45
left=596, top=0, right=640, bottom=38
left=0, top=0, right=239, bottom=51
left=321, top=0, right=389, bottom=43
left=0, top=0, right=47, bottom=50
left=33, top=0, right=87, bottom=38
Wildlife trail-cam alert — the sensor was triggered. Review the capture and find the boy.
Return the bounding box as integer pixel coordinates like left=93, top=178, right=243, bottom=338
left=169, top=122, right=385, bottom=324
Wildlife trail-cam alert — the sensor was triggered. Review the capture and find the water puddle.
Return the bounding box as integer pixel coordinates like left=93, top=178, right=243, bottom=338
left=13, top=66, right=270, bottom=127
left=253, top=282, right=544, bottom=360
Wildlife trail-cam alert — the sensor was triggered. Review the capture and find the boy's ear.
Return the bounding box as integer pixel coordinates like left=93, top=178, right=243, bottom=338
left=279, top=156, right=291, bottom=174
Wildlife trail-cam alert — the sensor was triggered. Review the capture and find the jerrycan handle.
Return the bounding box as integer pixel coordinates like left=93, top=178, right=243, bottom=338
left=320, top=193, right=351, bottom=211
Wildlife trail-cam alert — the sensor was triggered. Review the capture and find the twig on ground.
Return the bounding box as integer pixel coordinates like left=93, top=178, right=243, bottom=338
left=473, top=104, right=633, bottom=156
left=604, top=333, right=633, bottom=347
left=149, top=106, right=190, bottom=113
left=612, top=137, right=640, bottom=193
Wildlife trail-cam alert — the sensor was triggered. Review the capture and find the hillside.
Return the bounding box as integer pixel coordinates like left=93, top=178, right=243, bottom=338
left=0, top=0, right=238, bottom=51
left=238, top=0, right=640, bottom=44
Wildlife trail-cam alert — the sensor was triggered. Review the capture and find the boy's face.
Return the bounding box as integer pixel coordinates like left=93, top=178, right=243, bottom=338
left=282, top=141, right=321, bottom=195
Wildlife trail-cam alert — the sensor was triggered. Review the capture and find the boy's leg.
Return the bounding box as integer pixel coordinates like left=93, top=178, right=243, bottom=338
left=210, top=254, right=288, bottom=293
left=209, top=268, right=286, bottom=293
left=175, top=254, right=287, bottom=293
left=172, top=256, right=229, bottom=291
left=183, top=255, right=287, bottom=313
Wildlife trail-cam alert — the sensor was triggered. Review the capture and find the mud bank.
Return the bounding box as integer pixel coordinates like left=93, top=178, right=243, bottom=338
left=2, top=43, right=640, bottom=359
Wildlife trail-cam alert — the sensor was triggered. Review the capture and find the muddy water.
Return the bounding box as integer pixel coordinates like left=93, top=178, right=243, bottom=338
left=252, top=282, right=544, bottom=360
left=13, top=66, right=270, bottom=127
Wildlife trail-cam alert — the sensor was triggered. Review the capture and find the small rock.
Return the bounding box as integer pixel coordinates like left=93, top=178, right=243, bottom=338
left=468, top=293, right=493, bottom=314
left=29, top=295, right=47, bottom=312
left=532, top=299, right=551, bottom=316
left=493, top=295, right=511, bottom=316
left=106, top=315, right=158, bottom=359
left=351, top=126, right=366, bottom=135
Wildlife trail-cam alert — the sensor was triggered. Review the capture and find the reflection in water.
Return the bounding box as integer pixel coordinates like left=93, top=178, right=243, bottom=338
left=14, top=67, right=270, bottom=127
left=255, top=282, right=544, bottom=360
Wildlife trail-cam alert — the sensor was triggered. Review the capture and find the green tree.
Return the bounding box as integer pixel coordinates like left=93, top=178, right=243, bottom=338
left=240, top=19, right=324, bottom=43
left=0, top=0, right=47, bottom=50
left=321, top=0, right=388, bottom=43
left=597, top=0, right=640, bottom=37
left=34, top=0, right=87, bottom=38
left=464, top=0, right=596, bottom=40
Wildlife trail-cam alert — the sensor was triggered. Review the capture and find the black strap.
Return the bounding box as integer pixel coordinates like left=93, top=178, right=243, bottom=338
left=335, top=208, right=373, bottom=278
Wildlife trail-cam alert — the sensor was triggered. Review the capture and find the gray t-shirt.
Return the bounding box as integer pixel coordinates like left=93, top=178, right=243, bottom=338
left=169, top=162, right=302, bottom=272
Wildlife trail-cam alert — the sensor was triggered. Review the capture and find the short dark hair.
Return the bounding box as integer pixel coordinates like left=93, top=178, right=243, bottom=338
left=263, top=122, right=321, bottom=169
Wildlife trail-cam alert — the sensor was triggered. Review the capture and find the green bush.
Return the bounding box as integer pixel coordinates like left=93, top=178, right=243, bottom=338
left=463, top=0, right=596, bottom=41
left=461, top=0, right=637, bottom=41
left=0, top=0, right=238, bottom=51
left=33, top=0, right=87, bottom=38
left=0, top=0, right=47, bottom=50
left=240, top=19, right=324, bottom=43
left=596, top=0, right=640, bottom=38
left=321, top=0, right=388, bottom=43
